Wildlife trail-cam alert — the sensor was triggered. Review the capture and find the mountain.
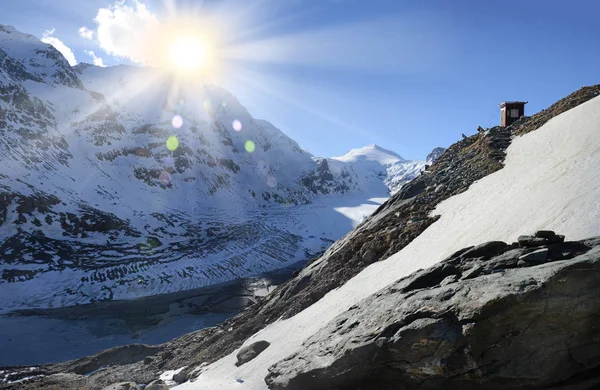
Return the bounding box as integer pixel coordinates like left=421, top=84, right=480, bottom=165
left=2, top=22, right=600, bottom=388
left=331, top=144, right=440, bottom=195
left=7, top=84, right=599, bottom=389
left=0, top=25, right=439, bottom=312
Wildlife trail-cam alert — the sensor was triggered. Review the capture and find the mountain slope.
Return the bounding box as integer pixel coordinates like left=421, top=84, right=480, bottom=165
left=176, top=89, right=600, bottom=389
left=7, top=85, right=599, bottom=390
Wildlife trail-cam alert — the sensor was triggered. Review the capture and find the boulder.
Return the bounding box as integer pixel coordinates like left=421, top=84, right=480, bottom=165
left=172, top=367, right=190, bottom=384
left=145, top=379, right=169, bottom=390
left=265, top=236, right=600, bottom=390
left=460, top=240, right=509, bottom=259
left=518, top=234, right=548, bottom=247
left=235, top=340, right=271, bottom=367
left=518, top=248, right=548, bottom=263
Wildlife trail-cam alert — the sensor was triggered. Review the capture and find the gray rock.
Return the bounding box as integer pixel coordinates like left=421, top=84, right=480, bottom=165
left=102, top=382, right=140, bottom=390
left=518, top=235, right=548, bottom=247
left=235, top=340, right=270, bottom=367
left=145, top=379, right=168, bottom=390
left=460, top=240, right=509, bottom=259
left=172, top=368, right=189, bottom=384
left=361, top=248, right=377, bottom=263
left=518, top=248, right=549, bottom=263
left=265, top=237, right=600, bottom=390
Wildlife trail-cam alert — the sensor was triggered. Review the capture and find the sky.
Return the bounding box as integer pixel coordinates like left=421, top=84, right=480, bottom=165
left=2, top=0, right=600, bottom=160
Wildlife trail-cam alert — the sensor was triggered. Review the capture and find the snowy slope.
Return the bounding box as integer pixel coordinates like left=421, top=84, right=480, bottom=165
left=178, top=95, right=600, bottom=389
left=0, top=26, right=429, bottom=312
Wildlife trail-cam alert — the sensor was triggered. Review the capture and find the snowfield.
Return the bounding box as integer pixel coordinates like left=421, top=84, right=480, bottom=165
left=178, top=95, right=600, bottom=389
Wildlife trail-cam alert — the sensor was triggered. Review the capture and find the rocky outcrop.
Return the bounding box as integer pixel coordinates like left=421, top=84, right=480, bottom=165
left=265, top=233, right=600, bottom=390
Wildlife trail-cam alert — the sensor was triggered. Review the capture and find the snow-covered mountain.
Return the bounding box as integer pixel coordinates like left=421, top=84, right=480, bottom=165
left=0, top=25, right=439, bottom=312
left=331, top=144, right=430, bottom=195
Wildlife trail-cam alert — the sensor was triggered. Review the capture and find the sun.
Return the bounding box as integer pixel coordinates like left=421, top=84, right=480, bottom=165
left=168, top=36, right=212, bottom=71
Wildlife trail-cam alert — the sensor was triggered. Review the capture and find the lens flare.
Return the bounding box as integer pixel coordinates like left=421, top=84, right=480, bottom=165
left=163, top=156, right=174, bottom=166
left=159, top=171, right=171, bottom=186
left=233, top=119, right=242, bottom=132
left=245, top=140, right=255, bottom=153
left=172, top=115, right=183, bottom=128
left=167, top=136, right=179, bottom=151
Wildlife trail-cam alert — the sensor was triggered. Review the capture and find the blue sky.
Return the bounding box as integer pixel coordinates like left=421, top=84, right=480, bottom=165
left=3, top=0, right=600, bottom=160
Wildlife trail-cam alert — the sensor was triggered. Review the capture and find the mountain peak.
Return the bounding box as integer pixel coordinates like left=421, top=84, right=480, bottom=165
left=333, top=143, right=405, bottom=164
left=426, top=147, right=445, bottom=164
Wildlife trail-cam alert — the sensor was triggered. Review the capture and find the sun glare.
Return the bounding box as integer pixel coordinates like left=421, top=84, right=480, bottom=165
left=168, top=36, right=212, bottom=71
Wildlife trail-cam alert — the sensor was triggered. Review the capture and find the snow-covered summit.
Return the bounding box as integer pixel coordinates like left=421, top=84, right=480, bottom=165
left=332, top=143, right=405, bottom=164
left=0, top=24, right=81, bottom=87
left=331, top=143, right=445, bottom=194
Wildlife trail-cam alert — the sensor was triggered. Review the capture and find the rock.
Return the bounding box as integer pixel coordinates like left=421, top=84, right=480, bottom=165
left=518, top=235, right=548, bottom=247
left=460, top=240, right=509, bottom=259
left=535, top=230, right=557, bottom=239
left=361, top=248, right=377, bottom=263
left=518, top=248, right=548, bottom=263
left=145, top=379, right=168, bottom=390
left=172, top=368, right=189, bottom=384
left=265, top=237, right=600, bottom=390
left=143, top=356, right=154, bottom=365
left=102, top=382, right=140, bottom=390
left=534, top=230, right=565, bottom=244
left=235, top=340, right=270, bottom=367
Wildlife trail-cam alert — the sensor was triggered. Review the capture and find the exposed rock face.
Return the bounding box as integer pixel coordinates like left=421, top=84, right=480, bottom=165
left=265, top=233, right=600, bottom=390
left=101, top=382, right=139, bottom=390
left=236, top=340, right=271, bottom=367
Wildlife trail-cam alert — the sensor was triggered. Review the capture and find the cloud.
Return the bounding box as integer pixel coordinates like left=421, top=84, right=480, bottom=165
left=85, top=50, right=106, bottom=67
left=78, top=26, right=94, bottom=40
left=93, top=0, right=160, bottom=64
left=41, top=28, right=77, bottom=66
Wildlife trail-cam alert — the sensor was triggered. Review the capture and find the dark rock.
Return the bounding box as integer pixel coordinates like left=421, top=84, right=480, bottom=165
left=535, top=230, right=557, bottom=239
left=518, top=248, right=549, bottom=263
left=361, top=248, right=377, bottom=263
left=172, top=368, right=190, bottom=384
left=460, top=240, right=509, bottom=259
left=235, top=340, right=270, bottom=367
left=265, top=237, right=600, bottom=390
left=145, top=379, right=168, bottom=390
left=459, top=264, right=483, bottom=280
left=402, top=263, right=460, bottom=292
left=518, top=235, right=548, bottom=247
